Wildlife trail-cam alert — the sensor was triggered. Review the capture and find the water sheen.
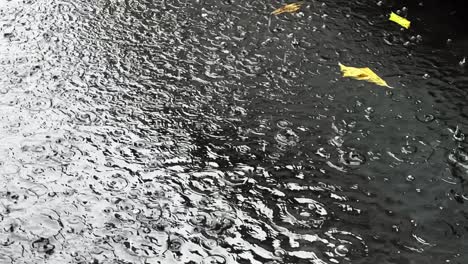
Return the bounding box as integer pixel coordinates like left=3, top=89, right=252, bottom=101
left=1, top=0, right=467, bottom=263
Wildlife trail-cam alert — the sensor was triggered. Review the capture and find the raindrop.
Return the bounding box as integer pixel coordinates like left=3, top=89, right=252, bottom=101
left=0, top=95, right=19, bottom=106
left=189, top=213, right=211, bottom=227
left=340, top=151, right=366, bottom=166
left=0, top=162, right=20, bottom=175
left=401, top=145, right=417, bottom=154
left=168, top=236, right=184, bottom=252
left=316, top=148, right=330, bottom=159
left=448, top=149, right=468, bottom=170
left=32, top=238, right=55, bottom=255
left=335, top=244, right=349, bottom=256
left=277, top=120, right=292, bottom=129
left=415, top=113, right=435, bottom=123
left=105, top=174, right=129, bottom=192
left=460, top=57, right=466, bottom=67
left=452, top=126, right=465, bottom=142
left=23, top=97, right=53, bottom=111
left=203, top=255, right=226, bottom=264
left=75, top=111, right=98, bottom=125
left=110, top=128, right=127, bottom=137
left=364, top=107, right=374, bottom=114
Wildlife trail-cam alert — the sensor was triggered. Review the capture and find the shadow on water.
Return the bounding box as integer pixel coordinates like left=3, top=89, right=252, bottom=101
left=0, top=0, right=467, bottom=263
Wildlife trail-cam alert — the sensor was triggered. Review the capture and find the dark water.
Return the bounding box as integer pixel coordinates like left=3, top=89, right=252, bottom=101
left=1, top=0, right=467, bottom=263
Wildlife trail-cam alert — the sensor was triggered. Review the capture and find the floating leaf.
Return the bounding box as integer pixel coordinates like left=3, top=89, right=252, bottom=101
left=339, top=63, right=392, bottom=88
left=272, top=2, right=303, bottom=15
left=389, top=12, right=411, bottom=29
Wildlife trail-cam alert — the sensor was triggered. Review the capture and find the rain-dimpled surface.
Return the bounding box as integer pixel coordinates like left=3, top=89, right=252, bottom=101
left=1, top=0, right=467, bottom=263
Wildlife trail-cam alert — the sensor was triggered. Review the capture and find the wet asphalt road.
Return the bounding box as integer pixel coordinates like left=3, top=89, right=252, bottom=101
left=0, top=0, right=467, bottom=263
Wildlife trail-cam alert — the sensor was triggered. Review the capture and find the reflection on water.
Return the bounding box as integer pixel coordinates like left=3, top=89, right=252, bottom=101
left=0, top=0, right=467, bottom=263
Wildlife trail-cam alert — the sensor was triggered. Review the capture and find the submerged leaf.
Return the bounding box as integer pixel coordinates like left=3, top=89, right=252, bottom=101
left=272, top=2, right=303, bottom=15
left=389, top=12, right=411, bottom=29
left=339, top=63, right=392, bottom=88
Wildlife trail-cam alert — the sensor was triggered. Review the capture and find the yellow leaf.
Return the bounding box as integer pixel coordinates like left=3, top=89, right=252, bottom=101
left=389, top=12, right=411, bottom=29
left=272, top=2, right=303, bottom=15
left=339, top=63, right=392, bottom=88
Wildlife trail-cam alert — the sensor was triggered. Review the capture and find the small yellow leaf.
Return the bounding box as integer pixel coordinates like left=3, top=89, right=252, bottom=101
left=389, top=12, right=411, bottom=29
left=339, top=63, right=392, bottom=88
left=272, top=2, right=303, bottom=15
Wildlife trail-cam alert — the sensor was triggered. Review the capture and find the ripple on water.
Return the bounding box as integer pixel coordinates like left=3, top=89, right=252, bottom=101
left=21, top=96, right=53, bottom=112
left=73, top=111, right=100, bottom=125
left=325, top=229, right=368, bottom=259
left=203, top=255, right=226, bottom=264
left=104, top=173, right=129, bottom=192
left=448, top=148, right=468, bottom=181
left=415, top=112, right=436, bottom=123
left=0, top=94, right=19, bottom=106
left=0, top=161, right=21, bottom=175
left=275, top=129, right=299, bottom=148
left=32, top=237, right=55, bottom=255
left=1, top=0, right=467, bottom=262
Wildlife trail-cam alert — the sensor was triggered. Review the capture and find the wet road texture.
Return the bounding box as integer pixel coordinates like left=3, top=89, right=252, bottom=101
left=0, top=0, right=467, bottom=263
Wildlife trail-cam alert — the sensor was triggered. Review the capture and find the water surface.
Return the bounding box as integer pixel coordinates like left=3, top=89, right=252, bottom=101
left=0, top=0, right=467, bottom=263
